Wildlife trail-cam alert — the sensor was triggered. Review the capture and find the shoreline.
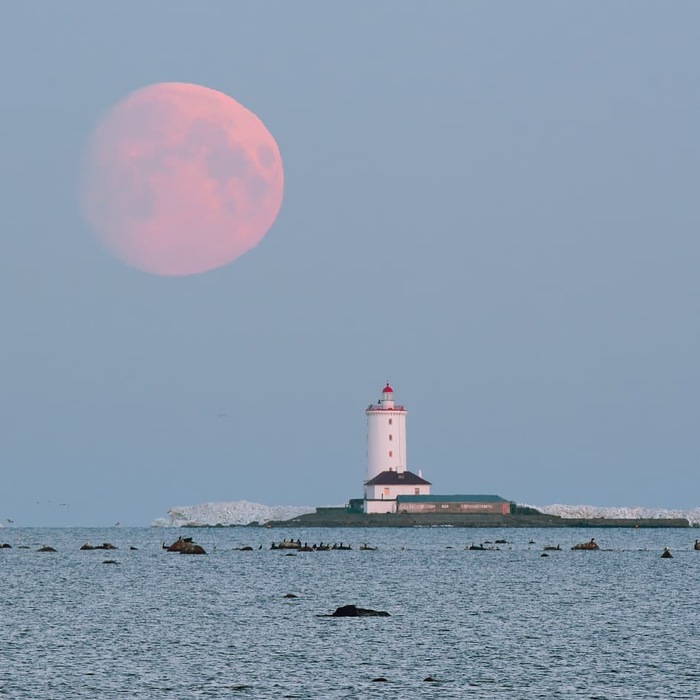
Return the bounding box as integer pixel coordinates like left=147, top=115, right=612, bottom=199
left=266, top=515, right=691, bottom=529
left=180, top=508, right=693, bottom=529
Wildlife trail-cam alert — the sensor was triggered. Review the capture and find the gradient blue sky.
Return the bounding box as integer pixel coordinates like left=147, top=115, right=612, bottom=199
left=2, top=2, right=699, bottom=526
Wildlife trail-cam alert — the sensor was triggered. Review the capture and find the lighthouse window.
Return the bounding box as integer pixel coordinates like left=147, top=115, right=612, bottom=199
left=389, top=434, right=393, bottom=441
left=388, top=419, right=392, bottom=425
left=388, top=451, right=393, bottom=457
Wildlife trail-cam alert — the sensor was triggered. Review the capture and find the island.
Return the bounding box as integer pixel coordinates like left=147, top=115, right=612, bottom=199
left=265, top=505, right=690, bottom=529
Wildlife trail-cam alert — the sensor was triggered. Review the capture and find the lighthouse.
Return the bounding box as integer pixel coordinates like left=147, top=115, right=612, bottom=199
left=363, top=383, right=431, bottom=513
left=365, top=383, right=407, bottom=482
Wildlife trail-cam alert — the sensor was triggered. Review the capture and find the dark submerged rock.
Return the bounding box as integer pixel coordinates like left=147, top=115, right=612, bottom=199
left=283, top=593, right=298, bottom=599
left=180, top=544, right=206, bottom=555
left=331, top=605, right=389, bottom=617
left=38, top=546, right=57, bottom=552
left=165, top=537, right=206, bottom=555
left=371, top=677, right=388, bottom=682
left=102, top=559, right=119, bottom=564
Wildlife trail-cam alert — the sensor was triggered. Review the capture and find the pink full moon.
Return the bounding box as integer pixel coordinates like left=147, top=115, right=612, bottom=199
left=80, top=82, right=284, bottom=276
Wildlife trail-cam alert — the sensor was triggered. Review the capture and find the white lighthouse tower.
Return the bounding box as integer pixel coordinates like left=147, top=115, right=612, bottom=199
left=365, top=383, right=407, bottom=481
left=363, top=383, right=431, bottom=513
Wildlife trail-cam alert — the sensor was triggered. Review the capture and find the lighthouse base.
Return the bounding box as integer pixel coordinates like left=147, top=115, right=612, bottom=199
left=364, top=499, right=397, bottom=514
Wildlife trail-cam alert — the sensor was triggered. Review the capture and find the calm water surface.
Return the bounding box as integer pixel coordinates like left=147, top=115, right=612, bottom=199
left=1, top=526, right=699, bottom=699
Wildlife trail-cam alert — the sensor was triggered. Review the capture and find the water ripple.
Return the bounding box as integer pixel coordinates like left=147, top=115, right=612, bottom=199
left=1, top=526, right=698, bottom=699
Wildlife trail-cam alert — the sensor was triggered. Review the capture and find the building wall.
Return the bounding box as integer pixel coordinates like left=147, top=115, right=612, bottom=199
left=364, top=482, right=430, bottom=501
left=398, top=500, right=509, bottom=515
left=366, top=409, right=407, bottom=481
left=364, top=499, right=397, bottom=514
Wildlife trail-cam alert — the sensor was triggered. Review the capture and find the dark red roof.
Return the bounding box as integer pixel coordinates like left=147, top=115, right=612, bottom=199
left=382, top=383, right=394, bottom=393
left=365, top=470, right=431, bottom=486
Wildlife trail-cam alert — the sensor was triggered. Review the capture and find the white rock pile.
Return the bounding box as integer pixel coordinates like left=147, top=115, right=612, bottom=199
left=152, top=500, right=316, bottom=527
left=532, top=503, right=700, bottom=526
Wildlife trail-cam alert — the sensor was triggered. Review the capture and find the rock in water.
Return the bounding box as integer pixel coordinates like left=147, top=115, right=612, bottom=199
left=331, top=605, right=389, bottom=617
left=179, top=544, right=206, bottom=555
left=165, top=537, right=207, bottom=555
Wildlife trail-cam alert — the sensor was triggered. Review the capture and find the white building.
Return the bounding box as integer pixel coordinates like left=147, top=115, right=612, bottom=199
left=363, top=383, right=431, bottom=513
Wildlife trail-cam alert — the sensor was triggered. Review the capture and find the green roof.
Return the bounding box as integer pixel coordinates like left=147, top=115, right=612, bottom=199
left=396, top=494, right=510, bottom=503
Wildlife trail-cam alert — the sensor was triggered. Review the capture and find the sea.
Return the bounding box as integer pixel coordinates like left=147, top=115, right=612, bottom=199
left=2, top=526, right=699, bottom=699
